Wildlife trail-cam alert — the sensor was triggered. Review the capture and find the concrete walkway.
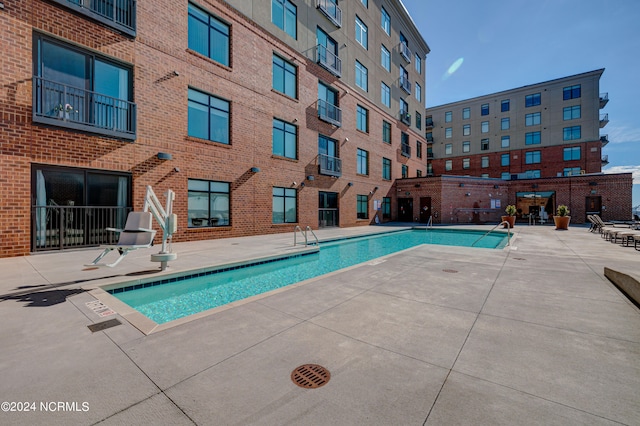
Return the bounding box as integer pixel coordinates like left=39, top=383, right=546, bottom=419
left=0, top=224, right=639, bottom=425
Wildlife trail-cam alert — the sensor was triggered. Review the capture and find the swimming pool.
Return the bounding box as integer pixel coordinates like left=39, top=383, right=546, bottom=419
left=107, top=228, right=507, bottom=324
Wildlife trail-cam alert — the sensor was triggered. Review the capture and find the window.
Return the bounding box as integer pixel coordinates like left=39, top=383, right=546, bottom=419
left=272, top=54, right=297, bottom=98
left=272, top=0, right=296, bottom=39
left=416, top=170, right=422, bottom=177
left=462, top=107, right=470, bottom=119
left=481, top=103, right=489, bottom=116
left=481, top=121, right=489, bottom=133
left=501, top=172, right=510, bottom=180
left=527, top=170, right=541, bottom=178
left=272, top=187, right=297, bottom=223
left=501, top=99, right=510, bottom=112
left=357, top=195, right=368, bottom=219
left=188, top=3, right=230, bottom=66
left=401, top=164, right=408, bottom=178
left=501, top=117, right=510, bottom=130
left=355, top=61, right=368, bottom=91
left=525, top=93, right=541, bottom=107
left=525, top=151, right=541, bottom=164
left=400, top=98, right=408, bottom=115
left=316, top=27, right=339, bottom=75
left=445, top=128, right=452, bottom=138
left=563, top=146, right=581, bottom=161
left=501, top=135, right=510, bottom=148
left=462, top=141, right=470, bottom=153
left=564, top=167, right=582, bottom=176
left=188, top=88, right=229, bottom=144
left=360, top=0, right=368, bottom=7
left=188, top=179, right=230, bottom=227
left=355, top=16, right=368, bottom=49
left=272, top=118, right=297, bottom=159
left=399, top=66, right=410, bottom=93
left=381, top=7, right=390, bottom=35
left=381, top=45, right=390, bottom=71
left=356, top=105, right=369, bottom=132
left=381, top=82, right=390, bottom=107
left=481, top=173, right=489, bottom=179
left=445, top=160, right=452, bottom=171
left=481, top=138, right=489, bottom=150
left=416, top=112, right=422, bottom=130
left=563, top=84, right=581, bottom=100
left=415, top=83, right=422, bottom=102
left=525, top=131, right=541, bottom=145
left=563, top=126, right=581, bottom=140
left=481, top=156, right=489, bottom=168
left=417, top=141, right=423, bottom=158
left=445, top=111, right=452, bottom=122
left=382, top=157, right=391, bottom=180
left=318, top=81, right=339, bottom=124
left=382, top=197, right=391, bottom=219
left=525, top=112, right=541, bottom=126
left=501, top=153, right=510, bottom=166
left=463, top=158, right=470, bottom=169
left=463, top=124, right=470, bottom=136
left=445, top=143, right=452, bottom=154
left=382, top=120, right=391, bottom=144
left=563, top=105, right=581, bottom=120
left=357, top=148, right=369, bottom=175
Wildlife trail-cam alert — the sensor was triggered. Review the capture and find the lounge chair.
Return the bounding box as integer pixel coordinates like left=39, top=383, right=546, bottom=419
left=86, top=212, right=156, bottom=268
left=586, top=215, right=599, bottom=232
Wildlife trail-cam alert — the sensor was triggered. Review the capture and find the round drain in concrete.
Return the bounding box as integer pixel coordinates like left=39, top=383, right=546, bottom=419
left=291, top=364, right=330, bottom=389
left=442, top=269, right=458, bottom=273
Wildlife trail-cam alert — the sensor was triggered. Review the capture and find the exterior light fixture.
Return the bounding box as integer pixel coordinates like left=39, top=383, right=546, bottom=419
left=250, top=167, right=260, bottom=173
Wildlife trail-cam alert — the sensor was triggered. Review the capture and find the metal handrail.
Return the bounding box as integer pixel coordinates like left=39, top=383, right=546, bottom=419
left=294, top=225, right=306, bottom=246
left=471, top=221, right=511, bottom=247
left=306, top=226, right=319, bottom=245
left=426, top=215, right=433, bottom=228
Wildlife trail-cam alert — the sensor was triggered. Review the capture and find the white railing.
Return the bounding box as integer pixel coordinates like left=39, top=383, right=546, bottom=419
left=471, top=221, right=511, bottom=247
left=294, top=225, right=319, bottom=246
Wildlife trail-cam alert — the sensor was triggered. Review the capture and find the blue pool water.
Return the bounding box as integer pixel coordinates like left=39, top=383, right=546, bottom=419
left=110, top=229, right=507, bottom=324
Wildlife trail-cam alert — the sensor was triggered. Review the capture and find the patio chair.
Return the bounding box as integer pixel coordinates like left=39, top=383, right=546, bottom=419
left=85, top=212, right=156, bottom=268
left=586, top=215, right=599, bottom=233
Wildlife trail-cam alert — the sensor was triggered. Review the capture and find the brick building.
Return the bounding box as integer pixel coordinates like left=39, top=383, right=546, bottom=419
left=0, top=0, right=430, bottom=257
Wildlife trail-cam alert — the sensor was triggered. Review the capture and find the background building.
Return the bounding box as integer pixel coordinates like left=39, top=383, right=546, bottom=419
left=0, top=0, right=429, bottom=257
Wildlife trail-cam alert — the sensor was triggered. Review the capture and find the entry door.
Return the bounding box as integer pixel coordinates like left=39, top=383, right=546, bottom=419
left=585, top=196, right=602, bottom=219
left=319, top=191, right=338, bottom=227
left=419, top=197, right=431, bottom=223
left=397, top=198, right=413, bottom=222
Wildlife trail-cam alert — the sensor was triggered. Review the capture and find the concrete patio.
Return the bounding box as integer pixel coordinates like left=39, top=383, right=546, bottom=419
left=1, top=224, right=639, bottom=425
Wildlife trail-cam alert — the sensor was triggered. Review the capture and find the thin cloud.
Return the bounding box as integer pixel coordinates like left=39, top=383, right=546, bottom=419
left=603, top=165, right=640, bottom=182
left=604, top=125, right=640, bottom=145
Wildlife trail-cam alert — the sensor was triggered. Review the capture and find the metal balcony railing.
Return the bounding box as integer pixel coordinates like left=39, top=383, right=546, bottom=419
left=400, top=75, right=411, bottom=94
left=599, top=92, right=609, bottom=108
left=400, top=42, right=411, bottom=63
left=400, top=110, right=411, bottom=126
left=318, top=99, right=342, bottom=127
left=318, top=154, right=342, bottom=177
left=33, top=76, right=137, bottom=140
left=426, top=133, right=433, bottom=142
left=53, top=0, right=136, bottom=36
left=599, top=113, right=609, bottom=128
left=425, top=117, right=433, bottom=128
left=601, top=155, right=609, bottom=165
left=427, top=151, right=434, bottom=159
left=316, top=0, right=342, bottom=28
left=32, top=205, right=132, bottom=251
left=401, top=143, right=411, bottom=158
left=600, top=134, right=609, bottom=147
left=316, top=44, right=342, bottom=77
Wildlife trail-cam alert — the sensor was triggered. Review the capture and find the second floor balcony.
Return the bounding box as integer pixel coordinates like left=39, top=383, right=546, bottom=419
left=316, top=45, right=342, bottom=77
left=599, top=113, right=609, bottom=128
left=33, top=76, right=137, bottom=140
left=53, top=0, right=136, bottom=36
left=599, top=92, right=609, bottom=108
left=400, top=42, right=411, bottom=63
left=401, top=142, right=411, bottom=158
left=400, top=75, right=411, bottom=94
left=318, top=99, right=342, bottom=127
left=318, top=153, right=342, bottom=177
left=400, top=110, right=411, bottom=126
left=316, top=0, right=342, bottom=28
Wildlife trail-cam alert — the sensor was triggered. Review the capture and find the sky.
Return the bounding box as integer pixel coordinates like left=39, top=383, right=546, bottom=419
left=401, top=0, right=640, bottom=209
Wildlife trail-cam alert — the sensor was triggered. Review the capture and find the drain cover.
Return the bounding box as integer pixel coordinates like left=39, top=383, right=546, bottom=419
left=442, top=269, right=458, bottom=273
left=87, top=318, right=121, bottom=333
left=513, top=257, right=526, bottom=261
left=291, top=364, right=330, bottom=389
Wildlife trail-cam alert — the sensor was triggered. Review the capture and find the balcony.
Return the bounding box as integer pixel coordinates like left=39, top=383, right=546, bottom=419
left=427, top=150, right=434, bottom=159
left=425, top=117, right=434, bottom=128
left=600, top=134, right=609, bottom=147
left=318, top=99, right=342, bottom=127
left=52, top=0, right=136, bottom=36
left=316, top=0, right=342, bottom=28
left=401, top=142, right=411, bottom=158
left=599, top=113, right=609, bottom=128
left=599, top=92, right=609, bottom=108
left=318, top=153, right=342, bottom=177
left=601, top=155, right=609, bottom=166
left=316, top=44, right=342, bottom=77
left=426, top=133, right=433, bottom=142
left=400, top=42, right=411, bottom=63
left=400, top=75, right=411, bottom=94
left=400, top=110, right=411, bottom=126
left=33, top=76, right=137, bottom=140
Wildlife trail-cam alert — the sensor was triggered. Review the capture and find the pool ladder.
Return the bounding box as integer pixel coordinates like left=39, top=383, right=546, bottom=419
left=294, top=225, right=319, bottom=246
left=471, top=221, right=511, bottom=247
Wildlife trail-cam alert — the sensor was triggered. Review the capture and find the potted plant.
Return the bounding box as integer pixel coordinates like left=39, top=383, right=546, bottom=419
left=501, top=204, right=516, bottom=228
left=554, top=205, right=571, bottom=230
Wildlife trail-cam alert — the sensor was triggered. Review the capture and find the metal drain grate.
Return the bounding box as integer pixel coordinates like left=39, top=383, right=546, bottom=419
left=442, top=269, right=458, bottom=273
left=87, top=318, right=121, bottom=333
left=513, top=257, right=527, bottom=261
left=291, top=364, right=330, bottom=389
